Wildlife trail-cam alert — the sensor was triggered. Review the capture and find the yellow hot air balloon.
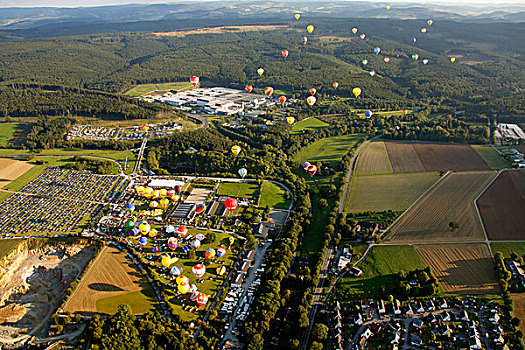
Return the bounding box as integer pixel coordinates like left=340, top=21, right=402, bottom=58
left=229, top=236, right=235, bottom=246
left=450, top=57, right=456, bottom=63
left=307, top=25, right=314, bottom=34
left=135, top=186, right=145, bottom=194
left=295, top=13, right=300, bottom=20
left=352, top=27, right=358, bottom=34
left=139, top=221, right=150, bottom=234
left=286, top=117, right=295, bottom=125
left=231, top=145, right=241, bottom=156
left=148, top=228, right=158, bottom=238
left=178, top=283, right=190, bottom=294
left=176, top=275, right=189, bottom=285
left=150, top=201, right=159, bottom=208
left=159, top=189, right=168, bottom=198
left=161, top=255, right=172, bottom=267
left=153, top=189, right=161, bottom=199
left=386, top=5, right=391, bottom=10
left=257, top=68, right=264, bottom=76
left=353, top=87, right=362, bottom=98
left=143, top=187, right=153, bottom=199
left=216, top=266, right=227, bottom=276
left=428, top=19, right=433, bottom=26
left=160, top=198, right=170, bottom=208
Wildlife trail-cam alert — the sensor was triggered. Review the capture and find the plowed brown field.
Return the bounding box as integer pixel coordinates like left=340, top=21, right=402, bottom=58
left=355, top=141, right=393, bottom=175
left=384, top=141, right=490, bottom=173
left=415, top=244, right=499, bottom=294
left=478, top=170, right=525, bottom=240
left=0, top=158, right=33, bottom=188
left=385, top=171, right=495, bottom=243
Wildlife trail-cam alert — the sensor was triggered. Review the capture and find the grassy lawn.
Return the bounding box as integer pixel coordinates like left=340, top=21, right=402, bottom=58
left=217, top=182, right=259, bottom=199
left=291, top=117, right=329, bottom=135
left=99, top=150, right=137, bottom=175
left=0, top=239, right=22, bottom=258
left=471, top=145, right=512, bottom=170
left=345, top=172, right=441, bottom=212
left=0, top=122, right=17, bottom=146
left=334, top=245, right=427, bottom=300
left=96, top=290, right=158, bottom=315
left=294, top=134, right=365, bottom=167
left=491, top=242, right=525, bottom=259
left=258, top=181, right=291, bottom=209
left=123, top=82, right=193, bottom=97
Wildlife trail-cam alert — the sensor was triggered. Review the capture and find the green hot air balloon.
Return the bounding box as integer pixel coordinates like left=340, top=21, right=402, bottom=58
left=412, top=54, right=419, bottom=61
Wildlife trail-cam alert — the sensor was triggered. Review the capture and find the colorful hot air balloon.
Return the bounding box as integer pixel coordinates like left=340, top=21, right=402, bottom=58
left=295, top=13, right=301, bottom=20
left=216, top=266, right=226, bottom=276
left=412, top=38, right=417, bottom=44
left=423, top=59, right=429, bottom=65
left=196, top=233, right=205, bottom=241
left=182, top=245, right=192, bottom=254
left=238, top=168, right=247, bottom=178
left=245, top=85, right=253, bottom=93
left=369, top=71, right=376, bottom=76
left=170, top=266, right=183, bottom=276
left=217, top=247, right=226, bottom=258
left=125, top=220, right=135, bottom=231
left=365, top=110, right=373, bottom=118
left=360, top=33, right=366, bottom=39
left=257, top=68, right=264, bottom=76
left=306, top=96, right=316, bottom=106
left=362, top=59, right=368, bottom=65
left=126, top=203, right=135, bottom=212
left=286, top=116, right=295, bottom=125
left=177, top=226, right=188, bottom=237
left=204, top=248, right=216, bottom=259
left=192, top=239, right=201, bottom=249
left=161, top=255, right=172, bottom=267
left=307, top=25, right=314, bottom=34
left=450, top=57, right=456, bottom=63
left=279, top=96, right=287, bottom=105
left=139, top=236, right=147, bottom=246
left=306, top=164, right=317, bottom=176
left=302, top=162, right=311, bottom=170
left=229, top=236, right=235, bottom=246
left=167, top=189, right=176, bottom=198
left=178, top=282, right=190, bottom=294
left=148, top=228, right=158, bottom=238
left=166, top=225, right=175, bottom=234
left=130, top=227, right=141, bottom=236
left=231, top=145, right=241, bottom=156
left=139, top=221, right=150, bottom=234
left=412, top=54, right=419, bottom=61
left=282, top=50, right=289, bottom=59
left=333, top=82, right=339, bottom=89
left=190, top=76, right=199, bottom=87
left=196, top=204, right=206, bottom=215
left=176, top=275, right=189, bottom=285
left=149, top=201, right=159, bottom=208
left=196, top=293, right=209, bottom=307
left=374, top=47, right=381, bottom=54
left=352, top=27, right=358, bottom=34
left=159, top=189, right=167, bottom=198
left=384, top=57, right=390, bottom=63
left=192, top=264, right=206, bottom=278
left=421, top=27, right=427, bottom=33
left=168, top=237, right=178, bottom=250
left=264, top=87, right=274, bottom=97
left=302, top=36, right=308, bottom=45
left=309, top=88, right=317, bottom=95
left=224, top=198, right=238, bottom=212
left=353, top=87, right=362, bottom=98
left=428, top=19, right=433, bottom=26
left=190, top=291, right=199, bottom=301
left=175, top=185, right=182, bottom=194
left=152, top=246, right=161, bottom=253
left=403, top=109, right=409, bottom=116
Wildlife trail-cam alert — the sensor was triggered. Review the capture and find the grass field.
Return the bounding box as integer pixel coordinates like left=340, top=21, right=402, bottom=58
left=95, top=290, right=158, bottom=315
left=354, top=141, right=393, bottom=175
left=217, top=182, right=259, bottom=199
left=471, top=145, right=511, bottom=170
left=291, top=117, right=329, bottom=135
left=511, top=294, right=525, bottom=338
left=294, top=134, right=364, bottom=167
left=334, top=245, right=427, bottom=300
left=123, top=82, right=193, bottom=97
left=0, top=122, right=17, bottom=146
left=258, top=181, right=291, bottom=209
left=415, top=244, right=499, bottom=295
left=491, top=242, right=525, bottom=259
left=345, top=172, right=440, bottom=212
left=0, top=239, right=21, bottom=259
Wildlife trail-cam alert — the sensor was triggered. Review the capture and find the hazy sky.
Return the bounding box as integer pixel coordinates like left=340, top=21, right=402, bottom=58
left=1, top=0, right=524, bottom=7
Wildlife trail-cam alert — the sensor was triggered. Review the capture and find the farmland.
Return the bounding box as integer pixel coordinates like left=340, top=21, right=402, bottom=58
left=385, top=171, right=495, bottom=243
left=64, top=246, right=158, bottom=315
left=0, top=158, right=34, bottom=188
left=491, top=242, right=525, bottom=259
left=291, top=117, right=329, bottom=135
left=217, top=182, right=259, bottom=198
left=294, top=133, right=364, bottom=167
left=478, top=170, right=525, bottom=240
left=259, top=181, right=291, bottom=209
left=0, top=239, right=21, bottom=259
left=354, top=141, right=393, bottom=175
left=0, top=122, right=17, bottom=146
left=415, top=244, right=499, bottom=294
left=471, top=145, right=511, bottom=170
left=384, top=141, right=490, bottom=173
left=345, top=172, right=440, bottom=212
left=123, top=82, right=193, bottom=97
left=511, top=294, right=525, bottom=337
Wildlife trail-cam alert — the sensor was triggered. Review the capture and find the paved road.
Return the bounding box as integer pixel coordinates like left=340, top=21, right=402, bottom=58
left=133, top=137, right=148, bottom=175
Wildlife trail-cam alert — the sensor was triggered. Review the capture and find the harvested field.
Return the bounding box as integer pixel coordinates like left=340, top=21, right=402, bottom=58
left=384, top=141, right=490, bottom=173
left=64, top=246, right=157, bottom=315
left=355, top=141, right=393, bottom=175
left=0, top=159, right=33, bottom=188
left=478, top=170, right=525, bottom=240
left=415, top=244, right=499, bottom=294
left=385, top=171, right=495, bottom=243
left=153, top=25, right=288, bottom=37
left=511, top=294, right=525, bottom=337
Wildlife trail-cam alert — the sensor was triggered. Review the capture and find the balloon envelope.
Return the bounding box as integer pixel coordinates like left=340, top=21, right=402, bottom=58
left=139, top=236, right=147, bottom=246
left=225, top=198, right=238, bottom=212
left=166, top=225, right=175, bottom=233
left=196, top=233, right=205, bottom=241
left=450, top=57, right=456, bottom=62
left=423, top=59, right=429, bottom=65
left=412, top=54, right=419, bottom=61
left=178, top=283, right=190, bottom=294
left=369, top=71, right=376, bottom=76
left=384, top=57, right=390, bottom=63
left=161, top=256, right=171, bottom=267
left=279, top=96, right=287, bottom=104
left=264, top=87, right=274, bottom=97
left=217, top=247, right=226, bottom=258
left=302, top=162, right=311, bottom=169
left=205, top=248, right=216, bottom=259
left=307, top=164, right=317, bottom=176
left=196, top=204, right=206, bottom=214
left=139, top=221, right=150, bottom=234
left=428, top=19, right=433, bottom=26
left=307, top=25, right=314, bottom=33
left=245, top=85, right=253, bottom=93
left=238, top=168, right=248, bottom=178
left=217, top=266, right=226, bottom=275
left=182, top=245, right=192, bottom=253
left=257, top=68, right=264, bottom=76
left=352, top=27, right=358, bottom=34
left=196, top=293, right=209, bottom=306
left=176, top=275, right=189, bottom=285
left=309, top=88, right=316, bottom=95
left=421, top=28, right=427, bottom=33
left=190, top=76, right=199, bottom=87
left=168, top=237, right=178, bottom=250
left=125, top=220, right=135, bottom=231
left=365, top=110, right=373, bottom=118
left=302, top=36, right=308, bottom=45
left=362, top=59, right=368, bottom=65
left=307, top=96, right=316, bottom=106
left=126, top=203, right=135, bottom=212
left=177, top=226, right=188, bottom=237
left=231, top=145, right=241, bottom=155
left=360, top=33, right=366, bottom=39
left=295, top=13, right=300, bottom=20
left=282, top=50, right=289, bottom=59
left=192, top=239, right=201, bottom=249
left=353, top=87, right=362, bottom=98
left=192, top=264, right=206, bottom=278
left=374, top=47, right=381, bottom=54
left=333, top=82, right=339, bottom=89
left=286, top=116, right=295, bottom=125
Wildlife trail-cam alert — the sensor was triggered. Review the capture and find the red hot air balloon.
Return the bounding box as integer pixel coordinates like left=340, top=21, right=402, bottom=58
left=190, top=76, right=199, bottom=87
left=245, top=85, right=253, bottom=93
left=306, top=164, right=317, bottom=176
left=309, top=88, right=317, bottom=96
left=279, top=96, right=287, bottom=105
left=224, top=198, right=238, bottom=212
left=282, top=50, right=289, bottom=59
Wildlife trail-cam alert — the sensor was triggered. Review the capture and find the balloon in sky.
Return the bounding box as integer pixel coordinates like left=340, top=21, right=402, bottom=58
left=178, top=283, right=190, bottom=294
left=374, top=47, right=381, bottom=54
left=362, top=59, right=368, bottom=65
left=412, top=54, right=419, bottom=61
left=307, top=25, right=314, bottom=34
left=412, top=38, right=417, bottom=44
left=286, top=116, right=295, bottom=125
left=181, top=245, right=191, bottom=254
left=421, top=28, right=427, bottom=33
left=196, top=293, right=209, bottom=307
left=257, top=68, right=264, bottom=76
left=279, top=96, right=287, bottom=105
left=365, top=110, right=373, bottom=118
left=177, top=226, right=188, bottom=237
left=149, top=201, right=159, bottom=208
left=302, top=36, right=308, bottom=45
left=160, top=198, right=170, bottom=208
left=166, top=225, right=175, bottom=234
left=190, top=76, right=199, bottom=87
left=333, top=82, right=339, bottom=89
left=309, top=88, right=317, bottom=95
left=205, top=248, right=216, bottom=259
left=282, top=50, right=289, bottom=59
left=139, top=221, right=150, bottom=234
left=231, top=145, right=241, bottom=156
left=130, top=227, right=140, bottom=236
left=148, top=228, right=158, bottom=238
left=139, top=236, right=147, bottom=246
left=384, top=57, right=390, bottom=63
left=196, top=233, right=205, bottom=241
left=192, top=264, right=206, bottom=278
left=159, top=189, right=168, bottom=198
left=167, top=189, right=176, bottom=199
left=306, top=164, right=317, bottom=176
left=352, top=27, right=358, bottom=34
left=135, top=186, right=144, bottom=194
left=369, top=71, right=376, bottom=76
left=217, top=247, right=227, bottom=258
left=403, top=109, right=409, bottom=116
left=161, top=255, right=172, bottom=268
left=450, top=57, right=456, bottom=62
left=353, top=87, right=362, bottom=98
left=295, top=13, right=301, bottom=20
left=175, top=185, right=182, bottom=194
left=196, top=204, right=206, bottom=215
left=360, top=33, right=366, bottom=39
left=238, top=168, right=247, bottom=178
left=176, top=275, right=189, bottom=285
left=126, top=203, right=135, bottom=212
left=170, top=266, right=183, bottom=276
left=217, top=266, right=226, bottom=275
left=125, top=220, right=135, bottom=231
left=192, top=239, right=201, bottom=249
left=302, top=162, right=311, bottom=169
left=386, top=5, right=391, bottom=10
left=224, top=198, right=238, bottom=212
left=264, top=87, right=274, bottom=97
left=428, top=19, right=433, bottom=26
left=245, top=85, right=253, bottom=93
left=423, top=59, right=429, bottom=65
left=306, top=96, right=316, bottom=106
left=168, top=237, right=178, bottom=250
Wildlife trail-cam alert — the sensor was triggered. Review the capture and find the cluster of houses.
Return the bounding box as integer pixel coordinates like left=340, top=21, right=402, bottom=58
left=501, top=148, right=525, bottom=168
left=328, top=297, right=508, bottom=350
left=495, top=123, right=525, bottom=144
left=505, top=259, right=525, bottom=289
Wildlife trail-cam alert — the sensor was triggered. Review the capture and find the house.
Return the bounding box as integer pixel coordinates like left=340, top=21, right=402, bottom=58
left=439, top=299, right=448, bottom=309
left=253, top=222, right=276, bottom=240
left=411, top=335, right=422, bottom=347
left=355, top=313, right=363, bottom=325
left=390, top=332, right=400, bottom=345
left=489, top=311, right=500, bottom=323
left=349, top=267, right=363, bottom=277
left=417, top=302, right=425, bottom=313
left=378, top=299, right=386, bottom=314
left=413, top=319, right=424, bottom=329
left=405, top=303, right=414, bottom=316
left=338, top=255, right=352, bottom=270
left=393, top=299, right=401, bottom=315
left=442, top=312, right=452, bottom=322
left=426, top=299, right=436, bottom=311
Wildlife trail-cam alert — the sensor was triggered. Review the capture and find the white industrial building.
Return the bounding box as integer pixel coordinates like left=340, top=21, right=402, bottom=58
left=495, top=123, right=525, bottom=143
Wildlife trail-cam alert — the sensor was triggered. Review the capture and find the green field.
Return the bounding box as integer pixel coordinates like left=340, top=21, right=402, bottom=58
left=123, top=82, right=193, bottom=97
left=334, top=245, right=427, bottom=300
left=294, top=134, right=364, bottom=167
left=96, top=290, right=158, bottom=315
left=217, top=182, right=259, bottom=199
left=0, top=239, right=21, bottom=259
left=291, top=117, right=329, bottom=135
left=0, top=122, right=17, bottom=146
left=354, top=141, right=393, bottom=175
left=491, top=242, right=525, bottom=259
left=471, top=145, right=512, bottom=170
left=345, top=172, right=441, bottom=212
left=258, top=181, right=291, bottom=209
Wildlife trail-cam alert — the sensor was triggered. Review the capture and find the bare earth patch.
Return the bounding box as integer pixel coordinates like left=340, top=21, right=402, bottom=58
left=152, top=25, right=289, bottom=37
left=0, top=159, right=33, bottom=188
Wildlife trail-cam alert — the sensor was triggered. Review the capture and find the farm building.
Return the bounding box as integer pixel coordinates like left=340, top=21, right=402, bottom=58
left=495, top=123, right=525, bottom=143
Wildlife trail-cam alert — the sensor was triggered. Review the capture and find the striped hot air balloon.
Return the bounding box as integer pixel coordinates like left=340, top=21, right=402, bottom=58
left=196, top=204, right=206, bottom=215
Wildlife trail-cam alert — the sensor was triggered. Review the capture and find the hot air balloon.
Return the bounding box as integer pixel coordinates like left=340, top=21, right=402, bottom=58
left=386, top=5, right=391, bottom=10
left=139, top=236, right=147, bottom=246
left=450, top=57, right=456, bottom=62
left=286, top=116, right=295, bottom=125
left=148, top=228, right=158, bottom=238
left=245, top=85, right=253, bottom=93
left=353, top=87, right=362, bottom=98
left=190, top=76, right=199, bottom=87
left=205, top=248, right=216, bottom=259
left=224, top=198, right=238, bottom=212
left=306, top=164, right=317, bottom=176
left=170, top=266, right=183, bottom=276
left=176, top=275, right=189, bottom=285
left=428, top=19, right=433, bottom=26
left=161, top=255, right=172, bottom=267
left=190, top=291, right=199, bottom=301
left=167, top=189, right=176, bottom=198
left=238, top=168, right=247, bottom=178
left=143, top=187, right=153, bottom=198
left=306, top=96, right=316, bottom=106
left=229, top=236, right=235, bottom=246
left=139, top=221, right=150, bottom=234
left=196, top=204, right=206, bottom=215
left=412, top=54, right=419, bottom=61
left=309, top=88, right=316, bottom=95
left=403, top=109, right=409, bottom=116
left=126, top=203, right=135, bottom=212
left=279, top=96, right=287, bottom=105
left=217, top=247, right=227, bottom=258
left=257, top=68, right=264, bottom=76
left=307, top=25, right=314, bottom=34
left=158, top=189, right=167, bottom=198
left=149, top=201, right=159, bottom=208
left=302, top=162, right=311, bottom=169
left=168, top=237, right=178, bottom=250
left=152, top=246, right=161, bottom=253
left=177, top=226, right=188, bottom=237
left=182, top=245, right=192, bottom=254
left=295, top=13, right=301, bottom=20
left=369, top=71, right=376, bottom=76
left=192, top=239, right=201, bottom=249
left=135, top=185, right=144, bottom=194
left=196, top=293, right=209, bottom=307
left=421, top=27, right=427, bottom=33
left=333, top=82, right=339, bottom=89
left=160, top=198, right=170, bottom=208
left=190, top=284, right=198, bottom=293
left=130, top=227, right=141, bottom=236
left=302, top=36, right=308, bottom=45
left=175, top=185, right=182, bottom=194
left=166, top=225, right=175, bottom=234
left=412, top=38, right=417, bottom=44
left=264, top=87, right=274, bottom=97
left=360, top=33, right=366, bottom=39
left=125, top=220, right=135, bottom=231
left=374, top=47, right=381, bottom=54
left=384, top=57, right=390, bottom=63
left=352, top=27, right=358, bottom=34
left=365, top=110, right=373, bottom=118
left=178, top=283, right=190, bottom=294
left=282, top=50, right=289, bottom=59
left=231, top=145, right=241, bottom=156
left=362, top=59, right=368, bottom=65
left=423, top=59, right=429, bottom=65
left=196, top=233, right=205, bottom=241
left=192, top=264, right=206, bottom=278
left=216, top=266, right=226, bottom=275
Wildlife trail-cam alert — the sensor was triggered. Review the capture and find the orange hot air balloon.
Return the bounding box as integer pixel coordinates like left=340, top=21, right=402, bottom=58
left=245, top=85, right=253, bottom=93
left=309, top=88, right=317, bottom=96
left=282, top=50, right=289, bottom=59
left=279, top=96, right=287, bottom=104
left=384, top=57, right=390, bottom=63
left=333, top=82, right=339, bottom=89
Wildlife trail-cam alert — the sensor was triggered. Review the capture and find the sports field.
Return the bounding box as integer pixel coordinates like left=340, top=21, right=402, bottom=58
left=345, top=172, right=440, bottom=212
left=385, top=171, right=495, bottom=243
left=0, top=158, right=34, bottom=188
left=291, top=117, right=329, bottom=135
left=217, top=182, right=259, bottom=198
left=259, top=181, right=291, bottom=209
left=294, top=134, right=364, bottom=167
left=415, top=244, right=499, bottom=294
left=123, top=82, right=193, bottom=97
left=354, top=141, right=393, bottom=175
left=471, top=145, right=511, bottom=170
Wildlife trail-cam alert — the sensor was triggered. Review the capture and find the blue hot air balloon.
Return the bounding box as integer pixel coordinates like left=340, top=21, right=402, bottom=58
left=374, top=47, right=381, bottom=54
left=365, top=110, right=373, bottom=118
left=126, top=203, right=135, bottom=212
left=182, top=245, right=192, bottom=254
left=139, top=236, right=147, bottom=246
left=130, top=227, right=141, bottom=236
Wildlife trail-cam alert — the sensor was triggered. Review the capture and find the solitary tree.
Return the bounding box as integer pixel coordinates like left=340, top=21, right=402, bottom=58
left=449, top=221, right=460, bottom=231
